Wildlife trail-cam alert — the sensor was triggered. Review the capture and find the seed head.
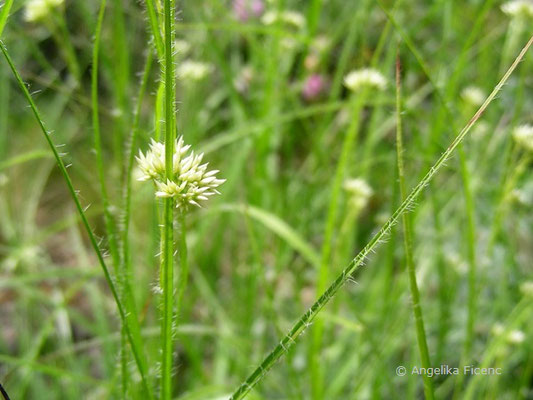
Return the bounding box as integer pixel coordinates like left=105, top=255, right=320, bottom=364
left=344, top=68, right=387, bottom=92
left=137, top=137, right=225, bottom=209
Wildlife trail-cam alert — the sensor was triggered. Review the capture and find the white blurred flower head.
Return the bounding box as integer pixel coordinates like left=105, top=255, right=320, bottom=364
left=512, top=124, right=533, bottom=152
left=136, top=137, right=225, bottom=209
left=343, top=178, right=373, bottom=211
left=261, top=10, right=305, bottom=28
left=520, top=281, right=533, bottom=297
left=507, top=330, right=526, bottom=344
left=25, top=0, right=64, bottom=22
left=344, top=68, right=387, bottom=92
left=501, top=0, right=533, bottom=17
left=174, top=40, right=191, bottom=56
left=461, top=86, right=485, bottom=106
left=177, top=60, right=213, bottom=81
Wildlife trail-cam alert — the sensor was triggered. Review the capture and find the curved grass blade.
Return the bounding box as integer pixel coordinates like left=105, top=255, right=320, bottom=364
left=217, top=203, right=321, bottom=269
left=229, top=36, right=533, bottom=400
left=0, top=41, right=154, bottom=400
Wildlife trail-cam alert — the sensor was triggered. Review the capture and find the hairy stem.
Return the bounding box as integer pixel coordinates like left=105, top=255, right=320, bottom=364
left=161, top=0, right=176, bottom=398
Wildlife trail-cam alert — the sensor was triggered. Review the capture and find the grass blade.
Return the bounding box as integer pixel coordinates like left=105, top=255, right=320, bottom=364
left=217, top=203, right=320, bottom=269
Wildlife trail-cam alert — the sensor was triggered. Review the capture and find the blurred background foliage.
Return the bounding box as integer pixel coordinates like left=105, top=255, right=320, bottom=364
left=0, top=0, right=532, bottom=398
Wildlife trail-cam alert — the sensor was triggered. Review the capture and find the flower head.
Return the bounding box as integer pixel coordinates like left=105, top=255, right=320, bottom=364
left=343, top=178, right=373, bottom=212
left=520, top=281, right=533, bottom=297
left=136, top=137, right=225, bottom=209
left=507, top=330, right=526, bottom=344
left=177, top=60, right=213, bottom=81
left=461, top=86, right=485, bottom=106
left=344, top=68, right=387, bottom=92
left=501, top=0, right=533, bottom=17
left=512, top=124, right=533, bottom=152
left=25, top=0, right=64, bottom=22
left=261, top=10, right=305, bottom=29
left=175, top=39, right=191, bottom=56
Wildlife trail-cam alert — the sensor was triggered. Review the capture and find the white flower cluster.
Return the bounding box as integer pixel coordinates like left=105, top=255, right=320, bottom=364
left=461, top=86, right=485, bottom=106
left=492, top=324, right=526, bottom=344
left=177, top=61, right=213, bottom=81
left=344, top=68, right=387, bottom=92
left=261, top=10, right=306, bottom=28
left=520, top=281, right=533, bottom=297
left=343, top=178, right=373, bottom=212
left=175, top=40, right=191, bottom=56
left=25, top=0, right=63, bottom=22
left=501, top=0, right=533, bottom=17
left=136, top=137, right=225, bottom=209
left=512, top=124, right=533, bottom=152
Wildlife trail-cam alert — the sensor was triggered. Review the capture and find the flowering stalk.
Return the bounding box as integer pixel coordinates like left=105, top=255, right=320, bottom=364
left=137, top=143, right=225, bottom=399
left=162, top=0, right=176, bottom=398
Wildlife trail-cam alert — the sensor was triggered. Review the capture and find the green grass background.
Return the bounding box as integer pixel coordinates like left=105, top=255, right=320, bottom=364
left=0, top=0, right=532, bottom=399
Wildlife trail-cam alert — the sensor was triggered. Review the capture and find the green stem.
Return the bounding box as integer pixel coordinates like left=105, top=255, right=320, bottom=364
left=0, top=0, right=14, bottom=37
left=161, top=0, right=176, bottom=398
left=176, top=212, right=189, bottom=317
left=92, top=3, right=131, bottom=394
left=229, top=36, right=533, bottom=400
left=458, top=143, right=477, bottom=359
left=395, top=51, right=434, bottom=400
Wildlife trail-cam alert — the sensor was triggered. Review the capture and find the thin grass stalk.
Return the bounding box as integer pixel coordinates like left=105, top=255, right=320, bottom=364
left=458, top=144, right=477, bottom=357
left=49, top=9, right=80, bottom=83
left=121, top=50, right=153, bottom=298
left=0, top=41, right=154, bottom=400
left=92, top=0, right=121, bottom=288
left=144, top=0, right=164, bottom=59
left=118, top=49, right=154, bottom=399
left=379, top=0, right=484, bottom=380
left=161, top=0, right=176, bottom=398
left=395, top=51, right=434, bottom=400
left=229, top=36, right=533, bottom=400
left=310, top=92, right=365, bottom=399
left=431, top=190, right=449, bottom=363
left=91, top=3, right=132, bottom=393
left=176, top=212, right=188, bottom=316
left=0, top=0, right=14, bottom=37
